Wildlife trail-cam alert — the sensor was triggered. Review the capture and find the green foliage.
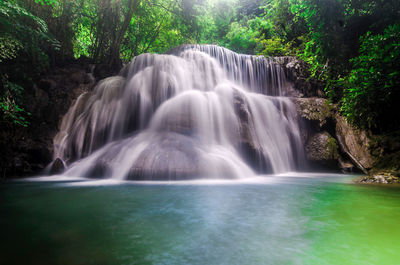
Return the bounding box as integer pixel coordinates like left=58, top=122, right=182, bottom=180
left=195, top=0, right=266, bottom=54
left=0, top=0, right=399, bottom=134
left=0, top=35, right=23, bottom=62
left=34, top=0, right=55, bottom=6
left=340, top=24, right=400, bottom=132
left=120, top=0, right=190, bottom=59
left=0, top=78, right=30, bottom=127
left=256, top=37, right=291, bottom=56
left=0, top=97, right=30, bottom=127
left=0, top=0, right=60, bottom=128
left=224, top=20, right=258, bottom=54
left=0, top=0, right=60, bottom=66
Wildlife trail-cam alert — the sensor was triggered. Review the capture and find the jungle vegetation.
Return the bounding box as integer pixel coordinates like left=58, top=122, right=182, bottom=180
left=0, top=0, right=399, bottom=133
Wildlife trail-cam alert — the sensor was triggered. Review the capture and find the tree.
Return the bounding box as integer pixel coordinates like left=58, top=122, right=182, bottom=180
left=340, top=24, right=400, bottom=132
left=0, top=0, right=58, bottom=127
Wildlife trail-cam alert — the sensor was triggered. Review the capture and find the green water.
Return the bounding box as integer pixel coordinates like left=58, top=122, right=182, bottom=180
left=1, top=174, right=400, bottom=265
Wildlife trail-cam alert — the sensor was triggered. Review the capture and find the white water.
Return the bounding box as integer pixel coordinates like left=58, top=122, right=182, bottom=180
left=53, top=45, right=304, bottom=180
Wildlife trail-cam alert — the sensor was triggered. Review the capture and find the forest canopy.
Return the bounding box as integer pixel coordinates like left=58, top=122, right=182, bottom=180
left=1, top=0, right=399, bottom=133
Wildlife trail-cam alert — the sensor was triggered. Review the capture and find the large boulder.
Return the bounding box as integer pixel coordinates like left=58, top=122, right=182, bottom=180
left=291, top=97, right=336, bottom=149
left=49, top=157, right=65, bottom=175
left=291, top=97, right=361, bottom=172
left=335, top=114, right=376, bottom=173
left=305, top=132, right=339, bottom=168
left=292, top=97, right=333, bottom=128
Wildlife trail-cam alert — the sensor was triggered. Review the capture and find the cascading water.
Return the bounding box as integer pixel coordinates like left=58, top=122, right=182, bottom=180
left=52, top=45, right=305, bottom=180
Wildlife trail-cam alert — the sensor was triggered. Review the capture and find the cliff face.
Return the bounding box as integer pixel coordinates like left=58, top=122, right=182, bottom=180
left=290, top=96, right=380, bottom=174
left=290, top=97, right=352, bottom=172
left=281, top=57, right=399, bottom=182
left=0, top=61, right=97, bottom=178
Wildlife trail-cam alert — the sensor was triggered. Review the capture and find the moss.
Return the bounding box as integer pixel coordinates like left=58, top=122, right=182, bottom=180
left=359, top=172, right=400, bottom=184
left=292, top=98, right=334, bottom=127
left=327, top=137, right=339, bottom=160
left=305, top=132, right=339, bottom=161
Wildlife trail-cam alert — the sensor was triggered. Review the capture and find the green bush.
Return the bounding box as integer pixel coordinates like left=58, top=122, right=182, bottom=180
left=256, top=37, right=292, bottom=56
left=0, top=80, right=30, bottom=127
left=340, top=24, right=400, bottom=132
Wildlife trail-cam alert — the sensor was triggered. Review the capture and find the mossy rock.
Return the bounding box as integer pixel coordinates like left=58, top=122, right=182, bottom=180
left=291, top=97, right=334, bottom=128
left=359, top=172, right=400, bottom=184
left=305, top=132, right=339, bottom=161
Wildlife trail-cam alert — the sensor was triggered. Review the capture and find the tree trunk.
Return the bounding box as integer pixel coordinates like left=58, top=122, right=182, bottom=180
left=108, top=0, right=140, bottom=70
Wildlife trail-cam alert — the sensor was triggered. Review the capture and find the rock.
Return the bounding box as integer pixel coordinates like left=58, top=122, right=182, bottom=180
left=359, top=172, right=400, bottom=184
left=35, top=87, right=49, bottom=107
left=70, top=71, right=87, bottom=84
left=305, top=132, right=339, bottom=168
left=127, top=133, right=202, bottom=180
left=49, top=158, right=65, bottom=175
left=86, top=161, right=111, bottom=179
left=84, top=73, right=95, bottom=84
left=291, top=97, right=333, bottom=128
left=292, top=97, right=377, bottom=174
left=291, top=97, right=336, bottom=160
left=38, top=78, right=57, bottom=92
left=232, top=91, right=272, bottom=173
left=94, top=64, right=120, bottom=80
left=335, top=114, right=376, bottom=173
left=276, top=56, right=325, bottom=97
left=338, top=156, right=355, bottom=173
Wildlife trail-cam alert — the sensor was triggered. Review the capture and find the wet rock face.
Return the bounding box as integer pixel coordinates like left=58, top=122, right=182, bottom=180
left=233, top=91, right=273, bottom=174
left=0, top=62, right=99, bottom=178
left=335, top=115, right=376, bottom=172
left=290, top=97, right=340, bottom=169
left=291, top=97, right=333, bottom=128
left=291, top=97, right=366, bottom=172
left=293, top=99, right=399, bottom=177
left=277, top=57, right=325, bottom=97
left=128, top=133, right=202, bottom=180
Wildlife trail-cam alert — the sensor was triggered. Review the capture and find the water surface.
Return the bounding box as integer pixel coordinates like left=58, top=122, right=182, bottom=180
left=1, top=174, right=399, bottom=265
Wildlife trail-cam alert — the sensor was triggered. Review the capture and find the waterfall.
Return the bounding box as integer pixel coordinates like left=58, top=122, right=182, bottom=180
left=53, top=45, right=305, bottom=180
